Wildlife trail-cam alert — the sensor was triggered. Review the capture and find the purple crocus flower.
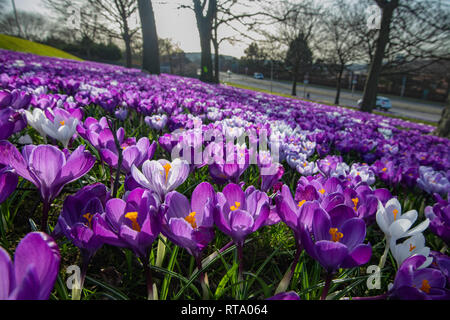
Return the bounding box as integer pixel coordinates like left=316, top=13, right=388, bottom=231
left=0, top=141, right=96, bottom=229
left=0, top=141, right=95, bottom=206
left=10, top=89, right=32, bottom=109
left=114, top=107, right=128, bottom=121
left=101, top=137, right=156, bottom=173
left=54, top=183, right=110, bottom=259
left=267, top=291, right=301, bottom=300
left=214, top=183, right=270, bottom=246
left=94, top=188, right=161, bottom=258
left=0, top=232, right=60, bottom=300
left=0, top=107, right=27, bottom=140
left=429, top=251, right=450, bottom=288
left=162, top=182, right=216, bottom=259
left=207, top=142, right=250, bottom=185
left=417, top=166, right=450, bottom=197
left=145, top=114, right=168, bottom=131
left=389, top=255, right=450, bottom=300
left=0, top=90, right=12, bottom=107
left=275, top=184, right=320, bottom=246
left=0, top=165, right=18, bottom=204
left=300, top=205, right=372, bottom=273
left=425, top=193, right=450, bottom=245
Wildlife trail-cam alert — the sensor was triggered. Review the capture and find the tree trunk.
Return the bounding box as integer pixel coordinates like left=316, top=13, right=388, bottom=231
left=124, top=34, right=132, bottom=68
left=335, top=68, right=344, bottom=105
left=434, top=97, right=450, bottom=138
left=212, top=12, right=219, bottom=83
left=198, top=21, right=214, bottom=83
left=193, top=0, right=216, bottom=83
left=291, top=70, right=298, bottom=96
left=137, top=0, right=160, bottom=74
left=213, top=39, right=219, bottom=83
left=360, top=1, right=398, bottom=113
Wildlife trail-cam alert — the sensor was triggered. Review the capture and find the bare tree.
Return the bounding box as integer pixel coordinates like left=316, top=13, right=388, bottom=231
left=44, top=0, right=103, bottom=59
left=159, top=38, right=184, bottom=74
left=360, top=0, right=450, bottom=112
left=10, top=0, right=23, bottom=38
left=211, top=0, right=264, bottom=83
left=88, top=0, right=139, bottom=68
left=260, top=0, right=323, bottom=96
left=181, top=0, right=217, bottom=83
left=0, top=11, right=54, bottom=42
left=316, top=0, right=364, bottom=105
left=137, top=0, right=160, bottom=74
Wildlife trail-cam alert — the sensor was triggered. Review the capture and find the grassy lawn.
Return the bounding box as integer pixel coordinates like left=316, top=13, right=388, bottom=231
left=0, top=34, right=82, bottom=61
left=222, top=81, right=438, bottom=127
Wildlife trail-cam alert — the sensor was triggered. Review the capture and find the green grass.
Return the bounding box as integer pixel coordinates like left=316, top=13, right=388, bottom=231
left=222, top=81, right=437, bottom=127
left=0, top=34, right=82, bottom=61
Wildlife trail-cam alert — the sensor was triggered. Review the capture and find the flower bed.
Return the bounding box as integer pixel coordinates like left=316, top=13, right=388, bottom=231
left=0, top=49, right=449, bottom=300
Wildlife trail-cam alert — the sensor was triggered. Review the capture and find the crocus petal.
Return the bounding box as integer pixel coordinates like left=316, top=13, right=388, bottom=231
left=222, top=183, right=246, bottom=211
left=340, top=218, right=366, bottom=251
left=314, top=240, right=348, bottom=272
left=229, top=209, right=254, bottom=243
left=0, top=247, right=14, bottom=299
left=13, top=232, right=60, bottom=300
left=341, top=244, right=372, bottom=268
left=312, top=208, right=331, bottom=242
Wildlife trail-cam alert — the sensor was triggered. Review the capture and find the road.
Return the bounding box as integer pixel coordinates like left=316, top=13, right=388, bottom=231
left=221, top=72, right=445, bottom=123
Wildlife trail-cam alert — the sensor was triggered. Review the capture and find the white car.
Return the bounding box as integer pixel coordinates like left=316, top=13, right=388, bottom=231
left=357, top=96, right=392, bottom=111
left=253, top=73, right=264, bottom=79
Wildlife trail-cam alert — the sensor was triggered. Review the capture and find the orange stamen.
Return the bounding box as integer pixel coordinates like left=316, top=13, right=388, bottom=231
left=329, top=228, right=344, bottom=242
left=420, top=279, right=431, bottom=294
left=163, top=163, right=171, bottom=182
left=83, top=213, right=93, bottom=229
left=125, top=211, right=141, bottom=232
left=393, top=209, right=399, bottom=220
left=230, top=201, right=241, bottom=211
left=185, top=212, right=197, bottom=229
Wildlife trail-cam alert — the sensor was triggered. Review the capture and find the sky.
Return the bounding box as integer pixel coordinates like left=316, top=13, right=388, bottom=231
left=6, top=0, right=255, bottom=58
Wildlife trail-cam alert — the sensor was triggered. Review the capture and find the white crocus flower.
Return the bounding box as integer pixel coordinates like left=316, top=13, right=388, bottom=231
left=42, top=115, right=78, bottom=149
left=24, top=108, right=48, bottom=143
left=131, top=158, right=190, bottom=201
left=390, top=233, right=432, bottom=269
left=376, top=198, right=429, bottom=268
left=376, top=198, right=429, bottom=241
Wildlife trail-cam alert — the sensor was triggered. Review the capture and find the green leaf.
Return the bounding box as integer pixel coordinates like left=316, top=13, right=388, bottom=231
left=85, top=276, right=129, bottom=300
left=214, top=262, right=238, bottom=299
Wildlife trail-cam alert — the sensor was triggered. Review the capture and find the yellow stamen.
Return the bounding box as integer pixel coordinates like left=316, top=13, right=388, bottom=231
left=83, top=213, right=93, bottom=229
left=230, top=201, right=241, bottom=211
left=382, top=167, right=387, bottom=172
left=122, top=146, right=127, bottom=150
left=59, top=120, right=65, bottom=126
left=319, top=188, right=325, bottom=195
left=184, top=211, right=197, bottom=229
left=329, top=228, right=344, bottom=242
left=163, top=163, right=171, bottom=182
left=393, top=209, right=399, bottom=220
left=303, top=162, right=307, bottom=167
left=420, top=279, right=431, bottom=294
left=409, top=244, right=416, bottom=252
left=352, top=198, right=359, bottom=212
left=298, top=200, right=306, bottom=208
left=125, top=211, right=141, bottom=232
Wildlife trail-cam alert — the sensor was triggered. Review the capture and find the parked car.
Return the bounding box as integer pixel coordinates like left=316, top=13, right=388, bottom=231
left=253, top=73, right=264, bottom=79
left=357, top=96, right=392, bottom=111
